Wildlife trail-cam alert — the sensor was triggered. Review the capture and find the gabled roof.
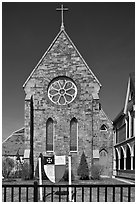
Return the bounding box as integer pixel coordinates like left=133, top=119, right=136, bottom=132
left=113, top=72, right=135, bottom=124
left=23, top=29, right=101, bottom=88
left=2, top=128, right=25, bottom=156
left=113, top=108, right=124, bottom=125
left=100, top=108, right=113, bottom=125
left=124, top=72, right=135, bottom=114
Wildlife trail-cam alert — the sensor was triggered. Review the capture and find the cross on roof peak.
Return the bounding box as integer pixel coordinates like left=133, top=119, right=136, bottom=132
left=56, top=4, right=68, bottom=30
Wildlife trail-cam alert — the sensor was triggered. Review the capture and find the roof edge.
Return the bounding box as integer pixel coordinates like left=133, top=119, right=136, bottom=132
left=23, top=29, right=102, bottom=88
left=100, top=108, right=113, bottom=125
left=123, top=77, right=130, bottom=114
left=2, top=127, right=24, bottom=144
left=113, top=110, right=125, bottom=125
left=63, top=30, right=102, bottom=87
left=23, top=29, right=63, bottom=88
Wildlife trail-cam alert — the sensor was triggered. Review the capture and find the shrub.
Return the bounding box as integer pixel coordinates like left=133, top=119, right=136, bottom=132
left=62, top=168, right=75, bottom=181
left=91, top=164, right=102, bottom=180
left=2, top=157, right=15, bottom=178
left=77, top=151, right=89, bottom=180
left=14, top=169, right=22, bottom=178
left=21, top=162, right=32, bottom=180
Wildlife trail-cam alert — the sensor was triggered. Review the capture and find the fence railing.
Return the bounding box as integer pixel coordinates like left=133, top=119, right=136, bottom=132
left=2, top=181, right=135, bottom=202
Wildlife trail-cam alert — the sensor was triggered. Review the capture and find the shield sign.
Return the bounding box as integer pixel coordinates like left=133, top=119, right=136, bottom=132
left=44, top=155, right=66, bottom=183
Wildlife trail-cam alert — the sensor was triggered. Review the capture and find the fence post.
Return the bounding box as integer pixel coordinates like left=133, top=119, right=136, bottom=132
left=34, top=181, right=38, bottom=202
left=128, top=186, right=131, bottom=202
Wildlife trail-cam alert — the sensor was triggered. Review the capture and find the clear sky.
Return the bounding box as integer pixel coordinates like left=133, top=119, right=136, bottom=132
left=2, top=2, right=135, bottom=141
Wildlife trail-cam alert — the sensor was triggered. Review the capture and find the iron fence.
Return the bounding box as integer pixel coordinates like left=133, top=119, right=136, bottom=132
left=2, top=181, right=135, bottom=202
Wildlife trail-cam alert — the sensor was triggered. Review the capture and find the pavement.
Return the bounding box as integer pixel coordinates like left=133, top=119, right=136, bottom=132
left=113, top=177, right=135, bottom=185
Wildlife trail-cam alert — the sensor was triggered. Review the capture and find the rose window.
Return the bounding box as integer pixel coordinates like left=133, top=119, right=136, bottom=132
left=48, top=78, right=77, bottom=105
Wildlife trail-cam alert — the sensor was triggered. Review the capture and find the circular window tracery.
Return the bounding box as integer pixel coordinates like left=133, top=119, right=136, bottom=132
left=48, top=77, right=77, bottom=105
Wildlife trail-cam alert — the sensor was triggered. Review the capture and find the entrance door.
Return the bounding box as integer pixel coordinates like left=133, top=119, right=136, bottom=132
left=99, top=149, right=108, bottom=176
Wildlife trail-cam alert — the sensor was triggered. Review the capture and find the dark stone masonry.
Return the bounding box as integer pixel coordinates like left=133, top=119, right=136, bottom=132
left=23, top=29, right=113, bottom=178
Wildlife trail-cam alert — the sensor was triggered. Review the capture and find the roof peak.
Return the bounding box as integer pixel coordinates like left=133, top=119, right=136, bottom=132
left=23, top=29, right=101, bottom=88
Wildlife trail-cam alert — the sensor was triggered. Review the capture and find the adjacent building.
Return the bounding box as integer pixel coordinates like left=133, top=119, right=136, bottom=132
left=113, top=73, right=135, bottom=179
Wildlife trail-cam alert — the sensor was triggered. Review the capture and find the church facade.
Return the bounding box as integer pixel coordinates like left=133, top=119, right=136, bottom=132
left=23, top=26, right=113, bottom=178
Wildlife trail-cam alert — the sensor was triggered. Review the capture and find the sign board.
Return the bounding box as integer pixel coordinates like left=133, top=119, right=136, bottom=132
left=93, top=150, right=99, bottom=158
left=44, top=155, right=66, bottom=183
left=24, top=149, right=30, bottom=159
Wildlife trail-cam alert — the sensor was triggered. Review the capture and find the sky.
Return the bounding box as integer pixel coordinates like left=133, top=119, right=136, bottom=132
left=2, top=2, right=135, bottom=141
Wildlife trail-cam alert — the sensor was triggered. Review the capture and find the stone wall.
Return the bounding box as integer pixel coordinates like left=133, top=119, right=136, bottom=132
left=23, top=30, right=113, bottom=178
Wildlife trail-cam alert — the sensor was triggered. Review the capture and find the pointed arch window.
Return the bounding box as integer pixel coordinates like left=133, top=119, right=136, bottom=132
left=70, top=118, right=78, bottom=152
left=46, top=118, right=54, bottom=151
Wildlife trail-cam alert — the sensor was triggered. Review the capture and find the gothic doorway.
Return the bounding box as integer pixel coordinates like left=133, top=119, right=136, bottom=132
left=99, top=149, right=108, bottom=175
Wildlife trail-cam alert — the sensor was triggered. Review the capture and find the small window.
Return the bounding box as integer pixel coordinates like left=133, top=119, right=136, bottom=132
left=70, top=118, right=78, bottom=152
left=100, top=124, right=107, bottom=131
left=46, top=118, right=54, bottom=151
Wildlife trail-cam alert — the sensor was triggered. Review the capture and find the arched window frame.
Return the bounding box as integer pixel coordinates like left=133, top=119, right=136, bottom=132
left=47, top=76, right=77, bottom=105
left=46, top=118, right=54, bottom=152
left=70, top=117, right=78, bottom=152
left=99, top=148, right=108, bottom=155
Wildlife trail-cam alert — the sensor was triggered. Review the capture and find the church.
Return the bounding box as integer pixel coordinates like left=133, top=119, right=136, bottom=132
left=22, top=5, right=113, bottom=178
left=3, top=5, right=114, bottom=179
